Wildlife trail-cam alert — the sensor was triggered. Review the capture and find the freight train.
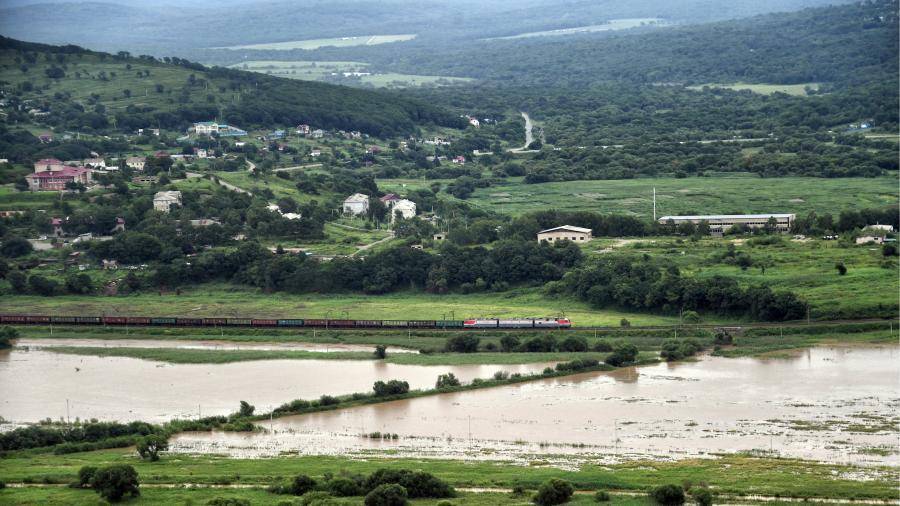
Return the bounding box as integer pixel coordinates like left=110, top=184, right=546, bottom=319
left=0, top=315, right=572, bottom=329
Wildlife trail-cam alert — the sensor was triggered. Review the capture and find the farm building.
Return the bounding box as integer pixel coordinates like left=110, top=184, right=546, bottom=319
left=153, top=191, right=182, bottom=213
left=537, top=225, right=593, bottom=243
left=343, top=193, right=370, bottom=215
left=193, top=121, right=247, bottom=137
left=658, top=214, right=795, bottom=234
left=125, top=157, right=146, bottom=170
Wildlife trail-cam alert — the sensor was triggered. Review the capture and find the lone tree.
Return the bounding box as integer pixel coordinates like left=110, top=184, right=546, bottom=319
left=605, top=341, right=639, bottom=367
left=136, top=434, right=168, bottom=461
left=90, top=464, right=140, bottom=502
left=238, top=400, right=255, bottom=417
left=0, top=327, right=18, bottom=349
left=835, top=262, right=847, bottom=275
left=374, top=345, right=387, bottom=359
left=365, top=483, right=408, bottom=506
left=650, top=484, right=685, bottom=505
left=533, top=478, right=574, bottom=506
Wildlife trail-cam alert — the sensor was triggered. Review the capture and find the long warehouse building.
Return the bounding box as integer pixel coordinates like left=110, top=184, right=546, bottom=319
left=658, top=213, right=795, bottom=234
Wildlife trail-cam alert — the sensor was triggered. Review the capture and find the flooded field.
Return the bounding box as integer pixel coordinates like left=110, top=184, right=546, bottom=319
left=0, top=348, right=551, bottom=423
left=172, top=346, right=900, bottom=466
left=13, top=337, right=417, bottom=353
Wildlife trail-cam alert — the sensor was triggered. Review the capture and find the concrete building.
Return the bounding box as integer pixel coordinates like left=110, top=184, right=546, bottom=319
left=193, top=121, right=247, bottom=137
left=26, top=166, right=92, bottom=191
left=856, top=236, right=885, bottom=245
left=537, top=225, right=593, bottom=243
left=153, top=190, right=182, bottom=213
left=658, top=214, right=795, bottom=235
left=343, top=193, right=370, bottom=216
left=125, top=157, right=146, bottom=171
left=865, top=224, right=894, bottom=233
left=33, top=158, right=65, bottom=172
left=391, top=199, right=417, bottom=221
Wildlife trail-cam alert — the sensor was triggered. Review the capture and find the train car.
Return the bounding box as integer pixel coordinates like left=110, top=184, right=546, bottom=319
left=76, top=316, right=102, bottom=324
left=436, top=320, right=464, bottom=328
left=226, top=318, right=252, bottom=326
left=498, top=319, right=534, bottom=328
left=1, top=315, right=27, bottom=323
left=126, top=317, right=151, bottom=325
left=532, top=318, right=571, bottom=329
left=25, top=315, right=51, bottom=324
left=203, top=318, right=228, bottom=326
left=304, top=319, right=327, bottom=327
left=50, top=316, right=77, bottom=324
left=102, top=316, right=127, bottom=325
left=176, top=318, right=203, bottom=326
left=383, top=320, right=409, bottom=328
left=329, top=320, right=355, bottom=328
left=151, top=317, right=176, bottom=325
left=408, top=320, right=436, bottom=328
left=463, top=319, right=499, bottom=328
left=277, top=319, right=304, bottom=327
left=354, top=320, right=382, bottom=328
left=251, top=319, right=278, bottom=327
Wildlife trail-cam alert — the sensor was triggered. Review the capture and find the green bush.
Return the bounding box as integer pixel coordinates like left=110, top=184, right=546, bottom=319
left=90, top=464, right=140, bottom=503
left=364, top=483, right=408, bottom=506
left=298, top=491, right=340, bottom=505
left=533, top=478, right=574, bottom=506
left=594, top=490, right=611, bottom=502
left=206, top=498, right=251, bottom=506
left=691, top=488, right=713, bottom=506
left=136, top=434, right=169, bottom=461
left=364, top=469, right=454, bottom=498
left=290, top=474, right=318, bottom=496
left=327, top=477, right=363, bottom=496
left=651, top=484, right=686, bottom=505
left=77, top=466, right=97, bottom=487
left=435, top=373, right=461, bottom=389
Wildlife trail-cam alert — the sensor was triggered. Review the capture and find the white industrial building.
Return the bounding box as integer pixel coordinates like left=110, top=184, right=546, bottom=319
left=658, top=214, right=795, bottom=234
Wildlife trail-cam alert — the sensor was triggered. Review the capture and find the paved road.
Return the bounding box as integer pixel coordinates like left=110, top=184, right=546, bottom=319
left=508, top=111, right=540, bottom=153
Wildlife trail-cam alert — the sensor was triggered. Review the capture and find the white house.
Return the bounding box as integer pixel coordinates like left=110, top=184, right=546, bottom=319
left=343, top=193, right=370, bottom=215
left=856, top=236, right=885, bottom=245
left=865, top=224, right=894, bottom=233
left=153, top=190, right=182, bottom=213
left=391, top=199, right=417, bottom=221
left=82, top=158, right=107, bottom=169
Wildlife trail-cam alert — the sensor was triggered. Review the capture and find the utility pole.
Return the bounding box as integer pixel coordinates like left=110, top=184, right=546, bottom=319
left=653, top=187, right=657, bottom=221
left=66, top=399, right=70, bottom=424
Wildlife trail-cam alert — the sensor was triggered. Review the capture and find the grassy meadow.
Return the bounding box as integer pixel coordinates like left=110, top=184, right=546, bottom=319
left=229, top=60, right=473, bottom=88
left=217, top=34, right=417, bottom=50
left=0, top=450, right=895, bottom=502
left=455, top=173, right=898, bottom=217
left=687, top=82, right=821, bottom=96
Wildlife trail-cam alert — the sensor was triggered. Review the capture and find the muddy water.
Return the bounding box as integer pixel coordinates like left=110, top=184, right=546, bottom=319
left=14, top=338, right=417, bottom=353
left=0, top=349, right=552, bottom=423
left=172, top=346, right=900, bottom=466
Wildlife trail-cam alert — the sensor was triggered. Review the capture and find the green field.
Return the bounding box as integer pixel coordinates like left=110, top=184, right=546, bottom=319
left=229, top=60, right=473, bottom=88
left=217, top=34, right=417, bottom=50
left=454, top=174, right=898, bottom=217
left=1, top=450, right=894, bottom=502
left=0, top=185, right=76, bottom=211
left=0, top=284, right=682, bottom=326
left=688, top=82, right=821, bottom=96
left=486, top=18, right=665, bottom=40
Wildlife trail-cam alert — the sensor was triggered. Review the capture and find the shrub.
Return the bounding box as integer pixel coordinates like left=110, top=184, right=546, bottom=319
left=435, top=373, right=461, bottom=389
left=0, top=327, right=18, bottom=349
left=620, top=318, right=631, bottom=327
left=682, top=310, right=701, bottom=324
left=206, top=498, right=251, bottom=506
left=365, top=483, right=408, bottom=506
left=493, top=370, right=510, bottom=380
left=692, top=488, right=713, bottom=506
left=374, top=345, right=387, bottom=359
left=136, top=434, right=168, bottom=461
left=533, top=478, right=574, bottom=506
left=605, top=341, right=638, bottom=366
left=319, top=395, right=339, bottom=406
left=290, top=474, right=318, bottom=496
left=90, top=464, right=140, bottom=503
left=298, top=491, right=339, bottom=505
left=364, top=469, right=454, bottom=498
left=559, top=336, right=588, bottom=352
left=0, top=480, right=5, bottom=489
left=373, top=380, right=410, bottom=396
left=327, top=477, right=363, bottom=497
left=651, top=484, right=686, bottom=505
left=594, top=490, right=611, bottom=502
left=593, top=341, right=612, bottom=352
left=542, top=367, right=554, bottom=375
left=445, top=335, right=479, bottom=353
left=835, top=262, right=847, bottom=275
left=500, top=335, right=520, bottom=352
left=882, top=244, right=898, bottom=257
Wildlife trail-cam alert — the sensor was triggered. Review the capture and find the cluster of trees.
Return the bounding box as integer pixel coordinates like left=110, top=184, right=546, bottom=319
left=75, top=465, right=140, bottom=503
left=269, top=468, right=454, bottom=502
left=560, top=257, right=808, bottom=321
left=0, top=420, right=155, bottom=452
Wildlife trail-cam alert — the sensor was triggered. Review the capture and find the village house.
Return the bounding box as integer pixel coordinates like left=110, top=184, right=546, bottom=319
left=192, top=121, right=247, bottom=137
left=189, top=218, right=222, bottom=227
left=856, top=236, right=885, bottom=245
left=391, top=199, right=417, bottom=221
left=112, top=217, right=126, bottom=233
left=537, top=225, right=593, bottom=243
left=82, top=158, right=107, bottom=169
left=452, top=156, right=466, bottom=165
left=125, top=157, right=146, bottom=171
left=310, top=149, right=322, bottom=157
left=51, top=217, right=64, bottom=238
left=864, top=224, right=894, bottom=233
left=26, top=166, right=92, bottom=191
left=379, top=193, right=400, bottom=206
left=132, top=175, right=158, bottom=184
left=153, top=190, right=182, bottom=213
left=296, top=124, right=311, bottom=135
left=193, top=148, right=209, bottom=159
left=343, top=193, right=370, bottom=215
left=33, top=158, right=65, bottom=172
left=310, top=129, right=325, bottom=139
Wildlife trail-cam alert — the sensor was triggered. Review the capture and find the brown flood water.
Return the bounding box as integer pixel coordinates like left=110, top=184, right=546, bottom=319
left=0, top=349, right=552, bottom=423
left=171, top=346, right=900, bottom=467
left=14, top=338, right=418, bottom=353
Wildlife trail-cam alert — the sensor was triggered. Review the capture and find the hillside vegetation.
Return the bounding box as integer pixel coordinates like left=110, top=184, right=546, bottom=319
left=0, top=37, right=464, bottom=137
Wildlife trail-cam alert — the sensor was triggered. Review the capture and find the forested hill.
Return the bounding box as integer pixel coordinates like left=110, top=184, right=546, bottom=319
left=299, top=0, right=898, bottom=89
left=0, top=37, right=464, bottom=137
